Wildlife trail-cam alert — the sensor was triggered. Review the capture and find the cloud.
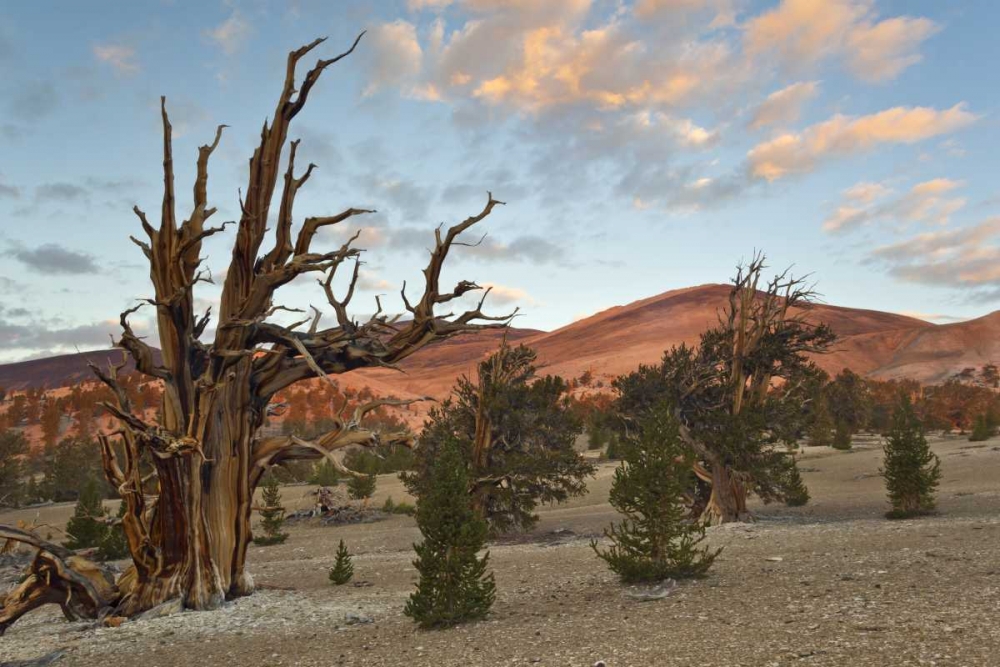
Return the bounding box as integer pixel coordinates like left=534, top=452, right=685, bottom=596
left=845, top=15, right=939, bottom=83
left=92, top=43, right=139, bottom=75
left=747, top=104, right=978, bottom=181
left=748, top=81, right=818, bottom=129
left=823, top=178, right=966, bottom=233
left=407, top=0, right=454, bottom=10
left=867, top=217, right=1000, bottom=295
left=6, top=243, right=100, bottom=274
left=0, top=178, right=19, bottom=199
left=362, top=20, right=424, bottom=97
left=35, top=182, right=88, bottom=203
left=6, top=81, right=58, bottom=122
left=479, top=282, right=537, bottom=306
left=743, top=0, right=938, bottom=83
left=0, top=315, right=151, bottom=355
left=205, top=9, right=252, bottom=55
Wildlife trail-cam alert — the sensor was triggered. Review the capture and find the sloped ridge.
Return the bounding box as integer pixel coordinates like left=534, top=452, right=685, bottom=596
left=1, top=285, right=993, bottom=394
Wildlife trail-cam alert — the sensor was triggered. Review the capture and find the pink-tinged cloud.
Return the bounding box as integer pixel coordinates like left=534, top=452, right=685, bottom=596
left=748, top=104, right=978, bottom=181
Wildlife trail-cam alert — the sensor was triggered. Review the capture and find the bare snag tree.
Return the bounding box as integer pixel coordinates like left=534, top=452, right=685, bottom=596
left=0, top=35, right=512, bottom=631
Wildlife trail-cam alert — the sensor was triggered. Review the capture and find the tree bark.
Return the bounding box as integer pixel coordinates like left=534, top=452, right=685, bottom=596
left=0, top=34, right=513, bottom=629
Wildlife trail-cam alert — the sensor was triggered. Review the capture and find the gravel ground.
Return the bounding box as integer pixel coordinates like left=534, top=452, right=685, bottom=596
left=2, top=434, right=999, bottom=667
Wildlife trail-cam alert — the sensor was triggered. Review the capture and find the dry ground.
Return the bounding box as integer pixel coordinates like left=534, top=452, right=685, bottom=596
left=2, top=434, right=999, bottom=667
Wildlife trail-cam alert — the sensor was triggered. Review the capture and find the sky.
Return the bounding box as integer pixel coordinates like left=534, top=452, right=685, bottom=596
left=0, top=0, right=998, bottom=362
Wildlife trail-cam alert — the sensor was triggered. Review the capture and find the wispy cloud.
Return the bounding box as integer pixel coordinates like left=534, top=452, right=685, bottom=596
left=205, top=9, right=252, bottom=55
left=824, top=177, right=966, bottom=233
left=92, top=43, right=139, bottom=75
left=748, top=104, right=978, bottom=181
left=5, top=242, right=100, bottom=274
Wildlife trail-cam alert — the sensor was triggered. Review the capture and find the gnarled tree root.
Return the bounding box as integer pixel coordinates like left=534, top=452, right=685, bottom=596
left=0, top=526, right=119, bottom=636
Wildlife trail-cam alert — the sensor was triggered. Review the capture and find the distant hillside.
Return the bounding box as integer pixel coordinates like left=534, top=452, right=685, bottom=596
left=0, top=348, right=162, bottom=391
left=1, top=285, right=994, bottom=399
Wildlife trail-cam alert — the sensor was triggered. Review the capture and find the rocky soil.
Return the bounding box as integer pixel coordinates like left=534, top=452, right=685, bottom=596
left=2, top=434, right=999, bottom=667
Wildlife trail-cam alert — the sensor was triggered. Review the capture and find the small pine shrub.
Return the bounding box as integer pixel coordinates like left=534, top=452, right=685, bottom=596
left=587, top=426, right=609, bottom=451
left=604, top=436, right=622, bottom=460
left=64, top=479, right=108, bottom=551
left=592, top=407, right=719, bottom=583
left=881, top=395, right=941, bottom=519
left=309, top=460, right=340, bottom=486
left=347, top=473, right=376, bottom=502
left=831, top=421, right=852, bottom=450
left=782, top=459, right=810, bottom=507
left=328, top=539, right=354, bottom=585
left=98, top=501, right=130, bottom=560
left=383, top=496, right=416, bottom=516
left=968, top=413, right=996, bottom=442
left=404, top=437, right=495, bottom=629
left=254, top=473, right=288, bottom=546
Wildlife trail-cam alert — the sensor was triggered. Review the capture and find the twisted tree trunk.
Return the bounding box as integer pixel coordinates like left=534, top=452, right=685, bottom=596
left=1, top=34, right=513, bottom=630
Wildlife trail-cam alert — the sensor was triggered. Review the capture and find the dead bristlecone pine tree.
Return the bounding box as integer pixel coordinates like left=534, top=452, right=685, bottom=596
left=881, top=395, right=941, bottom=519
left=254, top=474, right=288, bottom=546
left=328, top=539, right=353, bottom=585
left=405, top=438, right=496, bottom=628
left=592, top=406, right=719, bottom=583
left=0, top=34, right=514, bottom=633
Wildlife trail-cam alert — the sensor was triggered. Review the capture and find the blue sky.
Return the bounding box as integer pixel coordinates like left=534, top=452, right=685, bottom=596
left=0, top=0, right=997, bottom=361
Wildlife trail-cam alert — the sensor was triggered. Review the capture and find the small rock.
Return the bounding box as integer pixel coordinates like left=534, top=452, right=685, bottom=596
left=625, top=579, right=677, bottom=601
left=137, top=598, right=185, bottom=621
left=344, top=612, right=374, bottom=625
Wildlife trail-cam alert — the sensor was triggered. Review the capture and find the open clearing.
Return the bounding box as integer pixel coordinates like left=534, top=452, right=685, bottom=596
left=2, top=434, right=999, bottom=667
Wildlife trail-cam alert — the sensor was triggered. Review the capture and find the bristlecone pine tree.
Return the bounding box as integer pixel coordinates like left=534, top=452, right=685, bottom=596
left=98, top=501, right=130, bottom=561
left=64, top=479, right=109, bottom=551
left=254, top=474, right=288, bottom=546
left=347, top=472, right=376, bottom=502
left=968, top=412, right=997, bottom=442
left=592, top=408, right=719, bottom=582
left=881, top=396, right=941, bottom=519
left=782, top=458, right=810, bottom=507
left=328, top=539, right=353, bottom=585
left=404, top=341, right=593, bottom=534
left=613, top=254, right=836, bottom=525
left=807, top=394, right=834, bottom=447
left=0, top=35, right=514, bottom=633
left=405, top=438, right=496, bottom=629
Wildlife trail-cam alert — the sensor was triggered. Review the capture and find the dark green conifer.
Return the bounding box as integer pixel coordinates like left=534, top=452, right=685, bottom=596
left=64, top=478, right=108, bottom=551
left=881, top=395, right=941, bottom=519
left=782, top=458, right=810, bottom=507
left=404, top=438, right=495, bottom=628
left=328, top=539, right=354, bottom=585
left=592, top=407, right=719, bottom=582
left=254, top=473, right=288, bottom=546
left=347, top=472, right=376, bottom=502
left=98, top=501, right=130, bottom=560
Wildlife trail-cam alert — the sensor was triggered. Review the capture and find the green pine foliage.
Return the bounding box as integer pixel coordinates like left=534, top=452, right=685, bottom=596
left=0, top=429, right=28, bottom=508
left=328, top=539, right=354, bottom=585
left=832, top=421, right=853, bottom=450
left=98, top=501, right=130, bottom=560
left=968, top=413, right=997, bottom=442
left=404, top=343, right=593, bottom=535
left=880, top=396, right=942, bottom=519
left=782, top=458, right=810, bottom=507
left=254, top=473, right=289, bottom=546
left=309, top=460, right=341, bottom=486
left=347, top=472, right=377, bottom=501
left=592, top=408, right=720, bottom=583
left=807, top=394, right=834, bottom=447
left=404, top=438, right=495, bottom=629
left=382, top=496, right=416, bottom=516
left=64, top=478, right=109, bottom=551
